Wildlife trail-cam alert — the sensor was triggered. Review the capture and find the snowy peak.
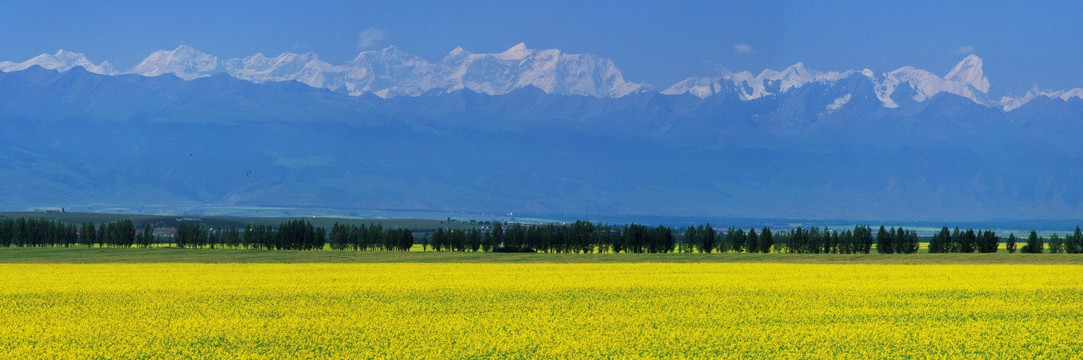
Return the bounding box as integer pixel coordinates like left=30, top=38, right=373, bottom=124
left=443, top=46, right=468, bottom=62
left=0, top=49, right=117, bottom=75
left=494, top=42, right=533, bottom=61
left=125, top=45, right=220, bottom=80
left=944, top=54, right=989, bottom=93
left=760, top=62, right=811, bottom=81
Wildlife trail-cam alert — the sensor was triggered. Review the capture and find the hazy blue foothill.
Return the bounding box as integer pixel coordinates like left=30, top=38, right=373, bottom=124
left=2, top=65, right=1083, bottom=222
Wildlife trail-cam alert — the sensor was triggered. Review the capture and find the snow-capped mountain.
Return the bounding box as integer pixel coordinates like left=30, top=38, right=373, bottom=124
left=439, top=42, right=647, bottom=97
left=4, top=45, right=1081, bottom=111
left=0, top=50, right=116, bottom=75
left=664, top=54, right=996, bottom=108
left=125, top=45, right=220, bottom=80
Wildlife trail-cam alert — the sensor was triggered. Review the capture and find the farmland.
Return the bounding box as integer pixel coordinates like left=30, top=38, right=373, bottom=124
left=2, top=257, right=1082, bottom=358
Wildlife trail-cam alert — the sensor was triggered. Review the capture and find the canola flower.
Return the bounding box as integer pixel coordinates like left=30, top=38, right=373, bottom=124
left=1, top=263, right=1082, bottom=358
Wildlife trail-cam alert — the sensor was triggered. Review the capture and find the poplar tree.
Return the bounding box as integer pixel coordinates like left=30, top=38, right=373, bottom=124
left=1066, top=226, right=1083, bottom=254
left=977, top=230, right=999, bottom=253
left=961, top=229, right=977, bottom=253
left=732, top=228, right=746, bottom=253
left=859, top=226, right=873, bottom=254
left=482, top=230, right=494, bottom=252
left=929, top=227, right=948, bottom=253
left=876, top=226, right=892, bottom=254
left=682, top=226, right=697, bottom=253
left=1048, top=233, right=1064, bottom=253
left=699, top=224, right=716, bottom=253
left=80, top=222, right=96, bottom=247
left=492, top=223, right=504, bottom=250
left=746, top=228, right=758, bottom=254
left=759, top=227, right=773, bottom=253
left=139, top=224, right=154, bottom=247
left=1024, top=230, right=1043, bottom=253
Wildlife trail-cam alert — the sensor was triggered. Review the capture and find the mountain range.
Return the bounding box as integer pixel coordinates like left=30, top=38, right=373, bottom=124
left=2, top=44, right=1083, bottom=222
left=4, top=44, right=1081, bottom=110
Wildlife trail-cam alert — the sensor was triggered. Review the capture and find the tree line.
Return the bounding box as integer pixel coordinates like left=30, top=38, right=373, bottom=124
left=327, top=222, right=414, bottom=251
left=1019, top=227, right=1083, bottom=254
left=422, top=221, right=678, bottom=253
left=422, top=222, right=895, bottom=254
left=0, top=217, right=148, bottom=248
left=3, top=216, right=1083, bottom=254
left=170, top=220, right=411, bottom=251
left=925, top=226, right=1083, bottom=254
left=175, top=220, right=329, bottom=250
left=928, top=227, right=1002, bottom=253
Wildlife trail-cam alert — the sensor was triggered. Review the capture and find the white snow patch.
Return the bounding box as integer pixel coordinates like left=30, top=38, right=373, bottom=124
left=826, top=93, right=852, bottom=110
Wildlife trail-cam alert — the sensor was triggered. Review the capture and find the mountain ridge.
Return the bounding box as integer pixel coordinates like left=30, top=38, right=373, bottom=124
left=0, top=49, right=117, bottom=76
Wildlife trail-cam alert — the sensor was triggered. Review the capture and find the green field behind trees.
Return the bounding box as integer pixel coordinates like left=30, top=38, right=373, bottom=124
left=3, top=247, right=1083, bottom=265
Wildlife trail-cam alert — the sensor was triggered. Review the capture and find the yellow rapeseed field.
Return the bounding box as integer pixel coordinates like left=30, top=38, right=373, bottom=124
left=2, top=263, right=1082, bottom=358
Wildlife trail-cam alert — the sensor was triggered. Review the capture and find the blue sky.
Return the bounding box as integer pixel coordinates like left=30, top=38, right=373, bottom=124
left=2, top=1, right=1081, bottom=94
